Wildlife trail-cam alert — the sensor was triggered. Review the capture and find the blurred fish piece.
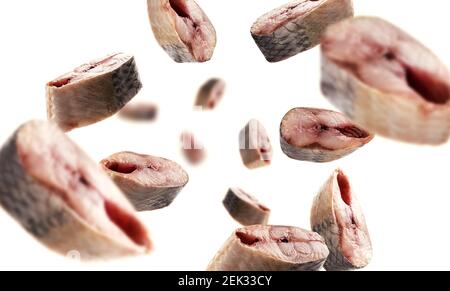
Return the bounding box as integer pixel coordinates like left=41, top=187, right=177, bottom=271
left=46, top=53, right=142, bottom=131
left=311, top=169, right=372, bottom=270
left=280, top=108, right=373, bottom=163
left=223, top=188, right=270, bottom=226
left=194, top=78, right=226, bottom=110
left=251, top=0, right=353, bottom=62
left=147, top=0, right=216, bottom=62
left=0, top=121, right=152, bottom=260
left=321, top=17, right=450, bottom=144
left=180, top=132, right=206, bottom=165
left=207, top=225, right=329, bottom=271
left=239, top=119, right=273, bottom=169
left=101, top=151, right=189, bottom=211
left=119, top=102, right=158, bottom=122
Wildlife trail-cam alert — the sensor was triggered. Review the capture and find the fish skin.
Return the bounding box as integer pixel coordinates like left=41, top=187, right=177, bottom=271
left=239, top=119, right=273, bottom=169
left=321, top=16, right=450, bottom=145
left=207, top=225, right=329, bottom=271
left=0, top=121, right=152, bottom=260
left=47, top=53, right=142, bottom=132
left=251, top=0, right=353, bottom=63
left=147, top=0, right=216, bottom=63
left=101, top=151, right=189, bottom=212
left=311, top=169, right=372, bottom=271
left=223, top=188, right=270, bottom=226
left=194, top=78, right=226, bottom=110
left=280, top=108, right=373, bottom=163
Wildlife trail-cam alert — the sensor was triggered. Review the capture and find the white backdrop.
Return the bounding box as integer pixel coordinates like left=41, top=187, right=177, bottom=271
left=0, top=0, right=449, bottom=271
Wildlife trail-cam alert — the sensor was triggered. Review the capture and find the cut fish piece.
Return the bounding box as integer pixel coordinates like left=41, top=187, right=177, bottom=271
left=119, top=102, right=158, bottom=122
left=207, top=225, right=329, bottom=271
left=321, top=17, right=450, bottom=144
left=147, top=0, right=217, bottom=63
left=0, top=121, right=152, bottom=260
left=180, top=132, right=206, bottom=165
left=223, top=188, right=270, bottom=226
left=280, top=108, right=373, bottom=163
left=194, top=78, right=226, bottom=110
left=100, top=152, right=189, bottom=211
left=311, top=169, right=372, bottom=270
left=239, top=119, right=273, bottom=169
left=251, top=0, right=353, bottom=62
left=46, top=53, right=142, bottom=131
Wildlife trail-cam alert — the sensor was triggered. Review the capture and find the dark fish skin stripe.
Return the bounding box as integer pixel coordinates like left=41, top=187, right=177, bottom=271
left=312, top=220, right=356, bottom=271
left=252, top=25, right=311, bottom=63
left=0, top=134, right=67, bottom=239
left=161, top=44, right=195, bottom=63
left=112, top=57, right=143, bottom=109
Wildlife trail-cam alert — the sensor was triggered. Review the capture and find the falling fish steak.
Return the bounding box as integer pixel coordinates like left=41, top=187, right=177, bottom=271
left=251, top=0, right=354, bottom=62
left=147, top=0, right=216, bottom=63
left=194, top=78, right=226, bottom=110
left=101, top=152, right=189, bottom=211
left=321, top=17, right=450, bottom=145
left=0, top=121, right=152, bottom=260
left=223, top=188, right=270, bottom=226
left=207, top=225, right=329, bottom=271
left=46, top=53, right=142, bottom=132
left=119, top=102, right=158, bottom=122
left=180, top=132, right=206, bottom=165
left=280, top=108, right=373, bottom=163
left=239, top=119, right=273, bottom=169
left=311, top=169, right=372, bottom=270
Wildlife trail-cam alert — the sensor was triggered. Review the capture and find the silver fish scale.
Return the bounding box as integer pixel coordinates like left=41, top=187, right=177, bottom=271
left=162, top=44, right=195, bottom=63
left=253, top=21, right=311, bottom=63
left=313, top=220, right=356, bottom=271
left=111, top=57, right=143, bottom=111
left=129, top=187, right=181, bottom=211
left=0, top=135, right=67, bottom=238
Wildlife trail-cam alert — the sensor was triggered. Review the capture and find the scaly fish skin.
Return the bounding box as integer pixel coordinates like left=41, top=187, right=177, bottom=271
left=311, top=169, right=372, bottom=270
left=321, top=17, right=450, bottom=145
left=0, top=121, right=152, bottom=260
left=207, top=225, right=329, bottom=271
left=148, top=0, right=216, bottom=63
left=251, top=0, right=353, bottom=62
left=101, top=151, right=189, bottom=212
left=47, top=53, right=142, bottom=131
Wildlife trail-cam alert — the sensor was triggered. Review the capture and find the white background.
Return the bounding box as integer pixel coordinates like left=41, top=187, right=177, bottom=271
left=0, top=0, right=448, bottom=271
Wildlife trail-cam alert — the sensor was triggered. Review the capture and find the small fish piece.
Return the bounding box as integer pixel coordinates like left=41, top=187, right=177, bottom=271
left=311, top=169, right=372, bottom=271
left=280, top=108, right=373, bottom=163
left=251, top=0, right=354, bottom=62
left=46, top=53, right=142, bottom=131
left=223, top=188, right=270, bottom=226
left=100, top=152, right=189, bottom=211
left=119, top=102, right=158, bottom=122
left=194, top=78, right=226, bottom=110
left=147, top=0, right=217, bottom=63
left=239, top=119, right=273, bottom=169
left=321, top=17, right=450, bottom=145
left=0, top=121, right=152, bottom=260
left=180, top=132, right=206, bottom=165
left=207, top=225, right=329, bottom=271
